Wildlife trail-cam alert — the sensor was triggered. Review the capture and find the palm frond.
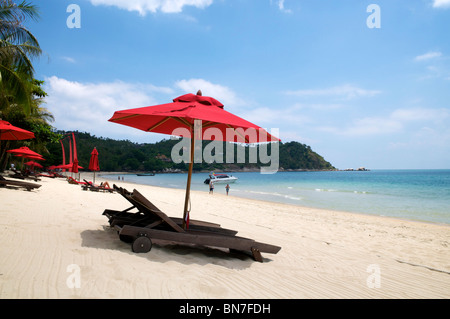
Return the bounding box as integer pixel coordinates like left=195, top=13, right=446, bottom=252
left=0, top=1, right=40, bottom=24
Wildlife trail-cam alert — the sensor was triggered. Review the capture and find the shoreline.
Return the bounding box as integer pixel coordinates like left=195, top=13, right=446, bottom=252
left=1, top=172, right=449, bottom=298
left=98, top=171, right=450, bottom=227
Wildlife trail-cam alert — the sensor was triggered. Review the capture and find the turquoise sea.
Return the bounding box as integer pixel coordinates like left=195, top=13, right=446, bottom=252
left=102, top=170, right=450, bottom=225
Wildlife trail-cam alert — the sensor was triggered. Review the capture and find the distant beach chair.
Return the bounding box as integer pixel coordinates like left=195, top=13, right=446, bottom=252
left=0, top=175, right=41, bottom=191
left=102, top=185, right=281, bottom=262
left=67, top=176, right=86, bottom=185
left=82, top=179, right=115, bottom=193
left=9, top=168, right=41, bottom=182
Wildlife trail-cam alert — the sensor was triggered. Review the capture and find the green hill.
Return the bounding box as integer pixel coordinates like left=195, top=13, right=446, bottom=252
left=44, top=131, right=335, bottom=172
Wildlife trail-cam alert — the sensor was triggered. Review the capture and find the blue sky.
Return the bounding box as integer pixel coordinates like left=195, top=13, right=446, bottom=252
left=28, top=0, right=450, bottom=169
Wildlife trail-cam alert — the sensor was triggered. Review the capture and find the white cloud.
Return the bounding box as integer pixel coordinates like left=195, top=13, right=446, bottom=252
left=319, top=117, right=402, bottom=136
left=61, top=56, right=76, bottom=63
left=175, top=78, right=245, bottom=107
left=414, top=51, right=442, bottom=61
left=433, top=0, right=450, bottom=8
left=278, top=0, right=292, bottom=13
left=43, top=76, right=253, bottom=142
left=285, top=84, right=381, bottom=100
left=391, top=107, right=449, bottom=122
left=89, top=0, right=213, bottom=16
left=44, top=76, right=174, bottom=141
left=318, top=107, right=450, bottom=137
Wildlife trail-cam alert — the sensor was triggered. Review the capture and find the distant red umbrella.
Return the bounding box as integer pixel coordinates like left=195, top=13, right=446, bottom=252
left=7, top=146, right=42, bottom=158
left=7, top=146, right=43, bottom=170
left=14, top=154, right=45, bottom=161
left=89, top=147, right=100, bottom=183
left=0, top=120, right=35, bottom=141
left=0, top=121, right=35, bottom=170
left=72, top=159, right=79, bottom=173
left=109, top=91, right=280, bottom=229
left=56, top=163, right=83, bottom=170
left=25, top=161, right=43, bottom=169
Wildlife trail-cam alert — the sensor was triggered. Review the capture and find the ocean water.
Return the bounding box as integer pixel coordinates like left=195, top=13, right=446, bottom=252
left=102, top=170, right=450, bottom=225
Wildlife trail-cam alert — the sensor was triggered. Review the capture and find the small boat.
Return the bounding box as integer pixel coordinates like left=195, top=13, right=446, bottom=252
left=204, top=173, right=238, bottom=184
left=136, top=173, right=155, bottom=176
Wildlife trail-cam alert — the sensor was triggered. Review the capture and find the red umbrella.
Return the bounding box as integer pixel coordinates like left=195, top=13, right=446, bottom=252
left=109, top=92, right=279, bottom=143
left=109, top=91, right=280, bottom=229
left=0, top=123, right=34, bottom=169
left=7, top=146, right=43, bottom=170
left=14, top=154, right=45, bottom=161
left=7, top=146, right=42, bottom=158
left=72, top=159, right=80, bottom=173
left=89, top=147, right=100, bottom=183
left=0, top=120, right=35, bottom=140
left=56, top=163, right=83, bottom=170
left=25, top=161, right=43, bottom=169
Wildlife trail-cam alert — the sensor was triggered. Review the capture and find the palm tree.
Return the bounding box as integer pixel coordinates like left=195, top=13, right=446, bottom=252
left=0, top=0, right=41, bottom=115
left=0, top=2, right=50, bottom=171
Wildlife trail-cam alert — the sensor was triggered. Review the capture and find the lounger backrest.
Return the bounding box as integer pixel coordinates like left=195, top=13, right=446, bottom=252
left=131, top=189, right=185, bottom=233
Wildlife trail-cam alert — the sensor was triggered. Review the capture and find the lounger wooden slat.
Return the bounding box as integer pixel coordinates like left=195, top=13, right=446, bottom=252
left=124, top=189, right=185, bottom=233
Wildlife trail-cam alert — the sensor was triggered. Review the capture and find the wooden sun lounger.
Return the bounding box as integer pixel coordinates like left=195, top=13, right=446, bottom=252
left=9, top=169, right=41, bottom=182
left=67, top=176, right=86, bottom=185
left=0, top=175, right=41, bottom=191
left=103, top=185, right=281, bottom=262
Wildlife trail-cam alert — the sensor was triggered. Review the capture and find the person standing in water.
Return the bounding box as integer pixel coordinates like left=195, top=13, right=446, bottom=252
left=225, top=184, right=230, bottom=196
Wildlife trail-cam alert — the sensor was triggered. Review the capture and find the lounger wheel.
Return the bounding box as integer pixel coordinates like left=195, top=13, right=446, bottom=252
left=132, top=235, right=152, bottom=253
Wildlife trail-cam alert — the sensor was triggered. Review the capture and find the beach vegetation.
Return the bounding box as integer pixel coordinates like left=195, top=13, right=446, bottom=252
left=0, top=1, right=60, bottom=171
left=45, top=131, right=335, bottom=173
left=0, top=0, right=42, bottom=114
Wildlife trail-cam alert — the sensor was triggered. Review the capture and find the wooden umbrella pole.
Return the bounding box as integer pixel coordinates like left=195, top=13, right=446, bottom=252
left=182, top=133, right=195, bottom=230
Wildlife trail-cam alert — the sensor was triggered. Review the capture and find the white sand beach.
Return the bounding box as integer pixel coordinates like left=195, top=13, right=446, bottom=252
left=0, top=172, right=449, bottom=299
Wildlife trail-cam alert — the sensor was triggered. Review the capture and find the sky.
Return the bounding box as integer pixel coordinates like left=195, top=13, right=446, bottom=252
left=27, top=0, right=450, bottom=169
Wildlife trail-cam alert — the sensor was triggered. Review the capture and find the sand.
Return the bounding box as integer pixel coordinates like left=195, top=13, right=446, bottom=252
left=0, top=171, right=449, bottom=299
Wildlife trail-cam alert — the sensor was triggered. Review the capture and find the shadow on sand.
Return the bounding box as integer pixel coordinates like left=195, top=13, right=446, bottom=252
left=80, top=225, right=273, bottom=269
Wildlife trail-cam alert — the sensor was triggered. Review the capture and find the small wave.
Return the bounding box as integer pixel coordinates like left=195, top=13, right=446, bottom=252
left=284, top=195, right=302, bottom=201
left=314, top=188, right=369, bottom=194
left=247, top=190, right=302, bottom=201
left=315, top=188, right=338, bottom=192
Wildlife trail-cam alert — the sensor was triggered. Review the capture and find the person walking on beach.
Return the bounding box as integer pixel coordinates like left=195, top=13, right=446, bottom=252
left=225, top=184, right=230, bottom=196
left=209, top=180, right=214, bottom=194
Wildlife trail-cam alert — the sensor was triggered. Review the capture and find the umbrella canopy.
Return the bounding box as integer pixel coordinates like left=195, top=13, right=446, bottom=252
left=25, top=161, right=43, bottom=169
left=72, top=159, right=79, bottom=173
left=109, top=91, right=280, bottom=230
left=56, top=163, right=83, bottom=170
left=14, top=154, right=45, bottom=161
left=89, top=147, right=100, bottom=183
left=109, top=92, right=279, bottom=143
left=7, top=146, right=42, bottom=158
left=0, top=120, right=35, bottom=140
left=7, top=147, right=44, bottom=171
left=89, top=147, right=100, bottom=171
